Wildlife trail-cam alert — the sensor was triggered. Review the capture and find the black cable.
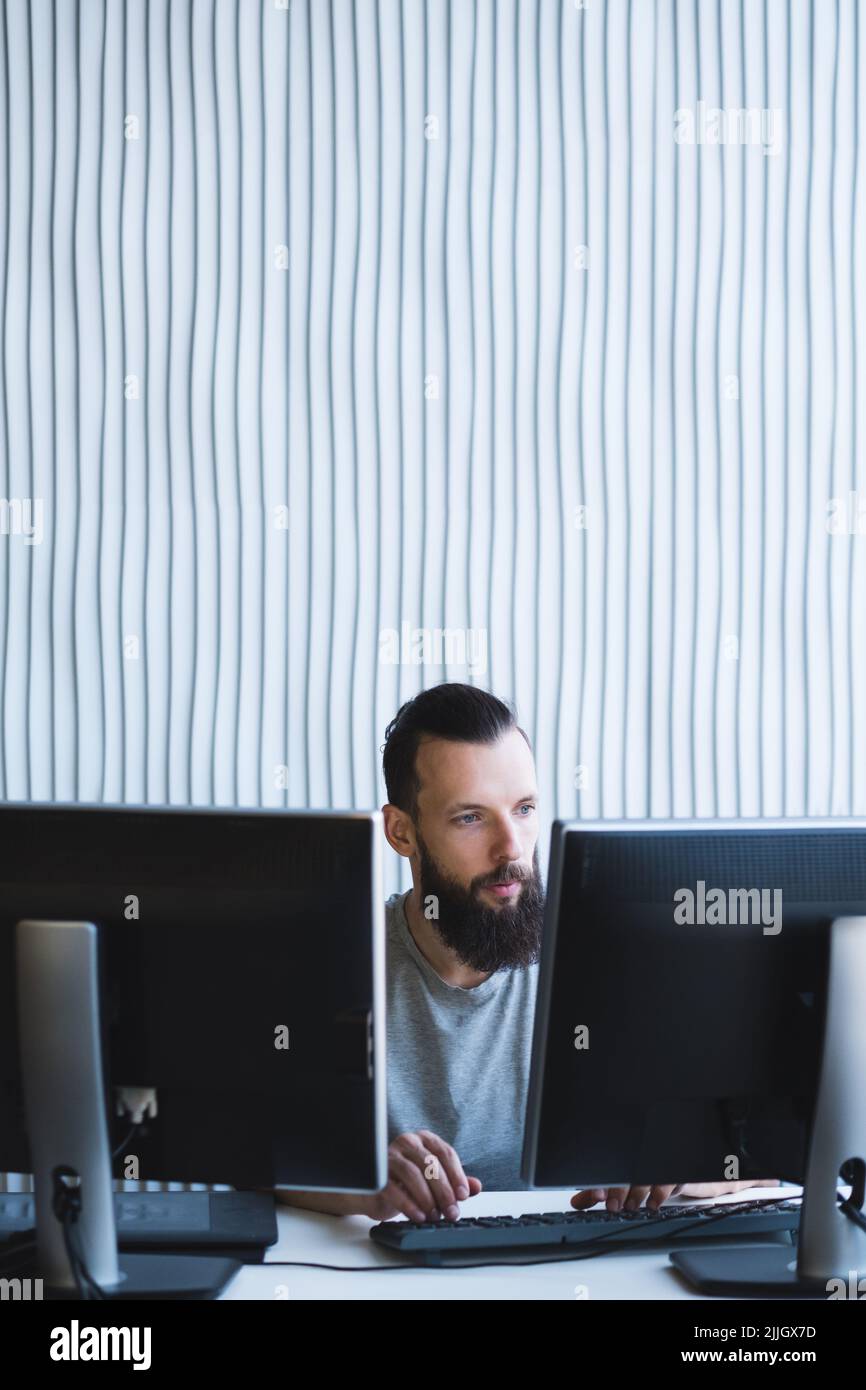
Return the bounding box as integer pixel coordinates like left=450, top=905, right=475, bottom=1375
left=264, top=1254, right=617, bottom=1271
left=838, top=1188, right=866, bottom=1235
left=112, top=1121, right=141, bottom=1164
left=62, top=1217, right=105, bottom=1301
left=52, top=1166, right=107, bottom=1301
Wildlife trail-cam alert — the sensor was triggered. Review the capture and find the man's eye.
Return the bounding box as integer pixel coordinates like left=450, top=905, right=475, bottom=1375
left=457, top=813, right=479, bottom=825
left=519, top=804, right=536, bottom=815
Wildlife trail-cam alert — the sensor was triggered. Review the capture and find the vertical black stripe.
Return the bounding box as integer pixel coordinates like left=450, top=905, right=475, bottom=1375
left=599, top=0, right=610, bottom=816
left=0, top=0, right=9, bottom=797
left=24, top=0, right=33, bottom=800
left=576, top=0, right=589, bottom=817
left=647, top=0, right=658, bottom=817
left=395, top=0, right=406, bottom=732
left=370, top=0, right=383, bottom=804
left=231, top=0, right=241, bottom=804
left=349, top=0, right=361, bottom=807
left=553, top=0, right=566, bottom=813
left=734, top=0, right=746, bottom=816
left=803, top=0, right=814, bottom=813
left=689, top=0, right=700, bottom=817
left=143, top=0, right=151, bottom=802
left=49, top=0, right=58, bottom=799
left=781, top=2, right=791, bottom=812
left=282, top=0, right=290, bottom=806
left=759, top=0, right=769, bottom=813
left=486, top=0, right=496, bottom=707
left=189, top=0, right=200, bottom=803
left=847, top=0, right=859, bottom=814
left=531, top=0, right=540, bottom=754
left=324, top=0, right=335, bottom=806
left=623, top=0, right=632, bottom=816
left=210, top=0, right=222, bottom=804
left=96, top=0, right=108, bottom=802
left=669, top=0, right=679, bottom=817
left=441, top=0, right=450, bottom=686
left=509, top=0, right=518, bottom=708
left=826, top=0, right=839, bottom=809
left=465, top=0, right=477, bottom=692
left=72, top=0, right=82, bottom=799
left=302, top=0, right=312, bottom=803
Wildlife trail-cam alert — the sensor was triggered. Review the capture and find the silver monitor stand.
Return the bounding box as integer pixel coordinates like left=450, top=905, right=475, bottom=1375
left=15, top=918, right=240, bottom=1300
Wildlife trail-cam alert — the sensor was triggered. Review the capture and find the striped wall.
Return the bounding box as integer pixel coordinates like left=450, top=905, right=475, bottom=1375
left=0, top=0, right=864, bottom=916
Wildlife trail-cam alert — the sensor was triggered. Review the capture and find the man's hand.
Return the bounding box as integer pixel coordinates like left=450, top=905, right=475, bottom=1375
left=274, top=1130, right=482, bottom=1221
left=571, top=1178, right=780, bottom=1213
left=360, top=1130, right=482, bottom=1222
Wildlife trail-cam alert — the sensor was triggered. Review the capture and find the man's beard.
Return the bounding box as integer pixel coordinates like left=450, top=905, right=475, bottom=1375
left=415, top=835, right=545, bottom=974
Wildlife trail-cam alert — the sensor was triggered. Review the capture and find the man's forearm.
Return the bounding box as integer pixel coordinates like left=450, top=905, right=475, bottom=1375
left=265, top=1188, right=366, bottom=1217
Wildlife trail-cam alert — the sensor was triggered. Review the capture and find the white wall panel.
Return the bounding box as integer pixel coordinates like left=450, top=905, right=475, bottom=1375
left=0, top=0, right=863, bottom=907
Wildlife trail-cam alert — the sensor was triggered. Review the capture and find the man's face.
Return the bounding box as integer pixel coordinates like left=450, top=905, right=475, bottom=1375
left=408, top=728, right=544, bottom=973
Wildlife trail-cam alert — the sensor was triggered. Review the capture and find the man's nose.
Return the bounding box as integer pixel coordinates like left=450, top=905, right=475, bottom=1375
left=491, top=823, right=524, bottom=862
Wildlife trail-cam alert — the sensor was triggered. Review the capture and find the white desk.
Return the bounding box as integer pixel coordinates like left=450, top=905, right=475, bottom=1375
left=219, top=1185, right=800, bottom=1300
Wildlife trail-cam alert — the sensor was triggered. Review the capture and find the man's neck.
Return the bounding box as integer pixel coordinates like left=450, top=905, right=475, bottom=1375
left=403, top=885, right=492, bottom=990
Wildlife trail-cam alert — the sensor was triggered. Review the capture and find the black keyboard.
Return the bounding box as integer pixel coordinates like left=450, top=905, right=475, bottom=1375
left=370, top=1198, right=802, bottom=1264
left=0, top=1190, right=277, bottom=1263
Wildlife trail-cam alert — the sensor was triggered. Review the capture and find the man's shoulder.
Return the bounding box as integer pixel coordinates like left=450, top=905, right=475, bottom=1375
left=384, top=890, right=407, bottom=924
left=383, top=890, right=410, bottom=949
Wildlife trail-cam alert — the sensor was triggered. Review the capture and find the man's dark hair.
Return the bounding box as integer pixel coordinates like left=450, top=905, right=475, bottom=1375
left=382, top=682, right=530, bottom=822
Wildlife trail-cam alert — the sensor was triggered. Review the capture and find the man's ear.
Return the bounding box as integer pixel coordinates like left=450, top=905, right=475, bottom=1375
left=382, top=804, right=416, bottom=859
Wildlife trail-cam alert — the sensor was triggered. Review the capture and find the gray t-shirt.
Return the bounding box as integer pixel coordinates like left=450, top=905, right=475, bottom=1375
left=385, top=888, right=539, bottom=1191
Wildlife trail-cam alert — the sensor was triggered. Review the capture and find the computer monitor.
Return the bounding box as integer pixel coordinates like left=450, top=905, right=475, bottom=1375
left=0, top=802, right=387, bottom=1296
left=523, top=819, right=866, bottom=1296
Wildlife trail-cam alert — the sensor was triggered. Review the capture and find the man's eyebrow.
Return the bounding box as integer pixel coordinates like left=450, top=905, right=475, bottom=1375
left=446, top=794, right=539, bottom=813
